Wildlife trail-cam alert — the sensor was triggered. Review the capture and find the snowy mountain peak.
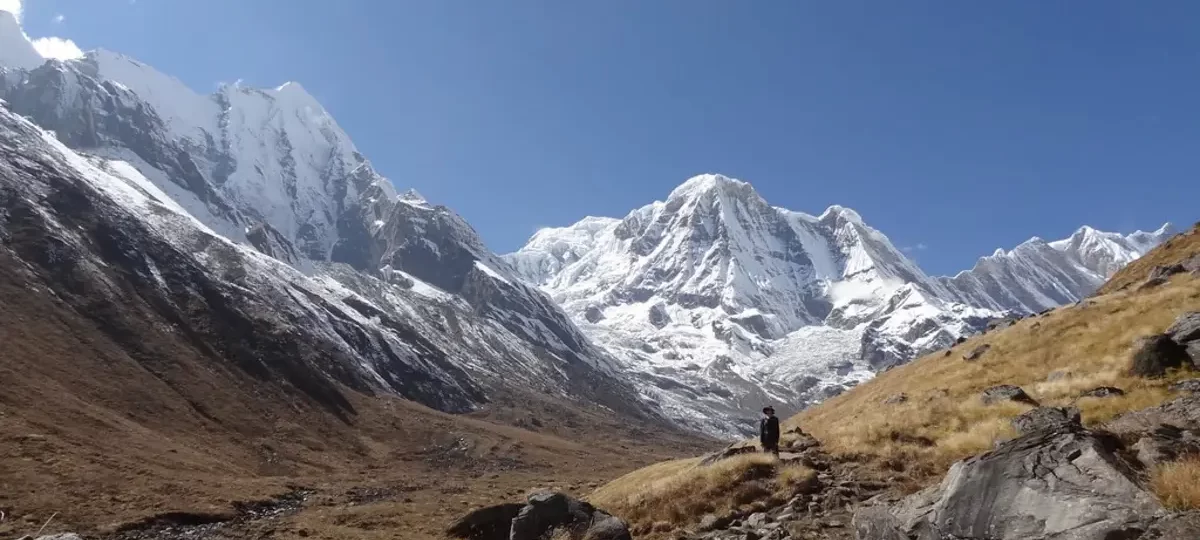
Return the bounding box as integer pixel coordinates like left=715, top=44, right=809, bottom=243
left=399, top=188, right=429, bottom=206
left=667, top=173, right=753, bottom=201
left=819, top=204, right=865, bottom=226
left=0, top=10, right=44, bottom=71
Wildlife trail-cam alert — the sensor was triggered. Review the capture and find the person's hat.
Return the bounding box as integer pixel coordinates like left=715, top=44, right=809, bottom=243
left=762, top=406, right=775, bottom=414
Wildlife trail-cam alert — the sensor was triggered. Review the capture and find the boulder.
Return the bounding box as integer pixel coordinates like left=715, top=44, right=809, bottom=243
left=980, top=384, right=1038, bottom=406
left=447, top=492, right=630, bottom=540
left=1149, top=263, right=1186, bottom=282
left=1129, top=334, right=1194, bottom=378
left=447, top=503, right=525, bottom=540
left=854, top=427, right=1164, bottom=540
left=882, top=393, right=908, bottom=405
left=1107, top=395, right=1200, bottom=436
left=582, top=515, right=632, bottom=540
left=1167, top=312, right=1200, bottom=344
left=1079, top=386, right=1125, bottom=399
left=1011, top=406, right=1081, bottom=435
left=1131, top=424, right=1200, bottom=469
left=962, top=343, right=991, bottom=362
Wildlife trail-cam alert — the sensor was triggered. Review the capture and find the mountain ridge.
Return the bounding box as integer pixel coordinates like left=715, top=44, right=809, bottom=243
left=504, top=173, right=1170, bottom=435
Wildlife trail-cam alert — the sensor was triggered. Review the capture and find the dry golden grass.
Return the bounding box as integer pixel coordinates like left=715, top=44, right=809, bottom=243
left=793, top=275, right=1200, bottom=479
left=588, top=453, right=812, bottom=535
left=1153, top=457, right=1200, bottom=510
left=1099, top=224, right=1199, bottom=295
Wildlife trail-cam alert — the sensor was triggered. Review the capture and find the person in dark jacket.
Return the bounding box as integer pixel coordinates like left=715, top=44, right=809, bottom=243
left=759, top=406, right=780, bottom=456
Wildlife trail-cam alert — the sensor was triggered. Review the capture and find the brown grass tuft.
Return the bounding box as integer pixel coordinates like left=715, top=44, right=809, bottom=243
left=1153, top=457, right=1200, bottom=510
left=587, top=453, right=812, bottom=534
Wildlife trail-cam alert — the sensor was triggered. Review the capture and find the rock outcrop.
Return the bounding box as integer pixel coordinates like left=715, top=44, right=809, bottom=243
left=1129, top=334, right=1193, bottom=378
left=448, top=491, right=631, bottom=540
left=854, top=425, right=1165, bottom=539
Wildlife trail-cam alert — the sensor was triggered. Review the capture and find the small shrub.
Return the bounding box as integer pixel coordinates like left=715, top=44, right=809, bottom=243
left=1153, top=457, right=1200, bottom=510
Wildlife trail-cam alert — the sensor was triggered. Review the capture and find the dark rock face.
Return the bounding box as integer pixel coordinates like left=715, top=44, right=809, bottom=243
left=447, top=504, right=525, bottom=540
left=0, top=110, right=489, bottom=417
left=699, top=443, right=759, bottom=466
left=245, top=222, right=301, bottom=266
left=980, top=385, right=1038, bottom=406
left=854, top=427, right=1164, bottom=540
left=648, top=303, right=671, bottom=329
left=1011, top=406, right=1081, bottom=435
left=1129, top=334, right=1194, bottom=378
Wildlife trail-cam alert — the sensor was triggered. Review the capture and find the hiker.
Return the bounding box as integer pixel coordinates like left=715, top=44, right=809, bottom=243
left=759, top=406, right=780, bottom=456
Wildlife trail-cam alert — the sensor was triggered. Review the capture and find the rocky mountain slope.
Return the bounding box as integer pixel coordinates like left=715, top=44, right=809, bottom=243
left=505, top=174, right=1171, bottom=436
left=0, top=16, right=655, bottom=429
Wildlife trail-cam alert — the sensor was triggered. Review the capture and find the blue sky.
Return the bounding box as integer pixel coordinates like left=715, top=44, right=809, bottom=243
left=12, top=0, right=1199, bottom=274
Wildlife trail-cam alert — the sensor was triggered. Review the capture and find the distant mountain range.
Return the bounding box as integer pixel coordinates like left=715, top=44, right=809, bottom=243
left=0, top=10, right=1171, bottom=437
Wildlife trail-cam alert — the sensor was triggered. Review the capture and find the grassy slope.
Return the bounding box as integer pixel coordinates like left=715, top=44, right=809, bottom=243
left=793, top=274, right=1200, bottom=479
left=0, top=249, right=710, bottom=540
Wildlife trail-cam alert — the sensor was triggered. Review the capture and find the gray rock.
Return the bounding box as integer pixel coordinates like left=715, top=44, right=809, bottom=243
left=1107, top=395, right=1200, bottom=435
left=1171, top=379, right=1200, bottom=393
left=851, top=506, right=907, bottom=540
left=581, top=515, right=632, bottom=540
left=962, top=343, right=991, bottom=361
left=882, top=393, right=908, bottom=405
left=745, top=512, right=770, bottom=528
left=35, top=536, right=83, bottom=540
left=1130, top=334, right=1193, bottom=378
left=858, top=428, right=1163, bottom=540
left=446, top=503, right=524, bottom=540
left=1149, top=263, right=1186, bottom=282
left=980, top=384, right=1038, bottom=406
left=698, top=514, right=721, bottom=531
left=1079, top=386, right=1125, bottom=398
left=1011, top=406, right=1081, bottom=435
left=1132, top=424, right=1200, bottom=469
left=1167, top=312, right=1200, bottom=344
left=1138, top=275, right=1169, bottom=291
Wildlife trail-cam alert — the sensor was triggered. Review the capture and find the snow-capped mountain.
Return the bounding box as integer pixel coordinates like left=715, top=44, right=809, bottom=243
left=0, top=18, right=653, bottom=430
left=941, top=224, right=1174, bottom=313
left=504, top=174, right=1170, bottom=436
left=0, top=13, right=1171, bottom=439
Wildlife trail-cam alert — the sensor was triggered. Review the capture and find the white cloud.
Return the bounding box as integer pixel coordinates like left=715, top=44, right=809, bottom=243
left=0, top=0, right=21, bottom=21
left=32, top=36, right=84, bottom=60
left=901, top=243, right=929, bottom=253
left=1, top=1, right=84, bottom=61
